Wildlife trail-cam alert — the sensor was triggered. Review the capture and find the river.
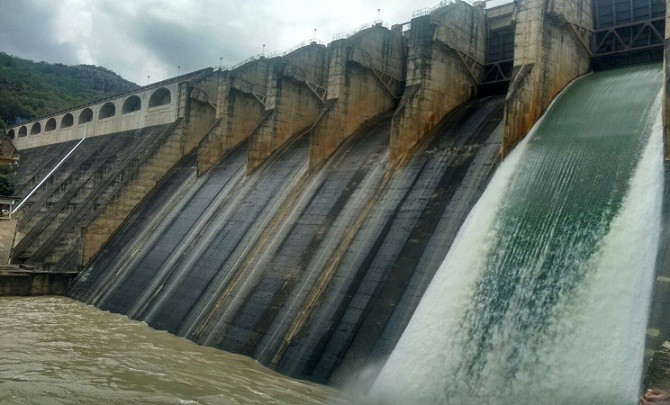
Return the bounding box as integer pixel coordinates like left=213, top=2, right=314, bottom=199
left=0, top=296, right=342, bottom=404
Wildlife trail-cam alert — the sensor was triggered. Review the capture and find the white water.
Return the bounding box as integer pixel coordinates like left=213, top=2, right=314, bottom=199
left=370, top=65, right=664, bottom=404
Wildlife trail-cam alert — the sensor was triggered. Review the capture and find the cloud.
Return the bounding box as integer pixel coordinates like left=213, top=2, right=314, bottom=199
left=0, top=0, right=81, bottom=65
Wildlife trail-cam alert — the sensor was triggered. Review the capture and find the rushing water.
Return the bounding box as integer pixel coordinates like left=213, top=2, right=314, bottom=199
left=371, top=64, right=664, bottom=403
left=0, top=296, right=340, bottom=404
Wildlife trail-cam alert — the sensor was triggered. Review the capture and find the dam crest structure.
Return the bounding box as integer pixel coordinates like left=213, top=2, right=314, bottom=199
left=3, top=0, right=670, bottom=395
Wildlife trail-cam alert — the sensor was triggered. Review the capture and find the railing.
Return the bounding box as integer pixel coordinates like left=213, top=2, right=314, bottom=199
left=222, top=54, right=265, bottom=71
left=412, top=0, right=457, bottom=18
left=222, top=39, right=327, bottom=72
left=267, top=40, right=325, bottom=58
left=332, top=20, right=386, bottom=40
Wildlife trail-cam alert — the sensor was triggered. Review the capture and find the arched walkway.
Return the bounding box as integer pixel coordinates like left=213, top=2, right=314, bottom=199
left=61, top=114, right=74, bottom=128
left=149, top=87, right=171, bottom=107
left=122, top=95, right=141, bottom=113
left=79, top=108, right=93, bottom=124
left=99, top=102, right=116, bottom=119
left=45, top=118, right=57, bottom=132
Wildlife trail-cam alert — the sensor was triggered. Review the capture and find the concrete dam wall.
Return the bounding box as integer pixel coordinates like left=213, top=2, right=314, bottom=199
left=5, top=0, right=670, bottom=391
left=69, top=96, right=504, bottom=383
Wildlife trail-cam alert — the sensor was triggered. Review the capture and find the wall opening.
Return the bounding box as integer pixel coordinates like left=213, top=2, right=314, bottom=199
left=99, top=102, right=116, bottom=119
left=79, top=108, right=94, bottom=124
left=45, top=118, right=57, bottom=132
left=149, top=87, right=171, bottom=107
left=61, top=113, right=74, bottom=128
left=18, top=127, right=27, bottom=138
left=7, top=129, right=14, bottom=140
left=122, top=95, right=142, bottom=113
left=31, top=122, right=41, bottom=135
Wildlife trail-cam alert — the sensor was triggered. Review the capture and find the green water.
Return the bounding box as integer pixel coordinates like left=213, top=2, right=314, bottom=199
left=373, top=63, right=664, bottom=403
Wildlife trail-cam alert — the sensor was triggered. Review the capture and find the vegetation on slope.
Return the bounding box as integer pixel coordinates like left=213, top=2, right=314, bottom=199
left=0, top=52, right=138, bottom=128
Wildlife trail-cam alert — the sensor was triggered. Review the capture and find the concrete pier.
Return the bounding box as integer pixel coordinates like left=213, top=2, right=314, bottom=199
left=198, top=59, right=273, bottom=174
left=501, top=0, right=592, bottom=156
left=0, top=267, right=77, bottom=296
left=390, top=0, right=486, bottom=166
left=248, top=44, right=328, bottom=172
left=308, top=24, right=405, bottom=171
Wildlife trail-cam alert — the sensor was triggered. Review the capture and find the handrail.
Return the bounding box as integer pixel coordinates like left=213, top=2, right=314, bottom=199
left=12, top=126, right=88, bottom=214
left=332, top=20, right=386, bottom=41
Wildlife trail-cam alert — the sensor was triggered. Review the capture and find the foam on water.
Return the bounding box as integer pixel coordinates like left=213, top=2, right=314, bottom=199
left=370, top=64, right=663, bottom=404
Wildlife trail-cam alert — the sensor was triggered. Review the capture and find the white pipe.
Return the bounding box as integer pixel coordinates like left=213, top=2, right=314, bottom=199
left=12, top=126, right=88, bottom=215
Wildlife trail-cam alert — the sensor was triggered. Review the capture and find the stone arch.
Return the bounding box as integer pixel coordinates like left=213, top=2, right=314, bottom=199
left=149, top=87, right=171, bottom=107
left=18, top=126, right=27, bottom=138
left=7, top=129, right=14, bottom=140
left=45, top=118, right=57, bottom=132
left=79, top=108, right=93, bottom=124
left=31, top=122, right=41, bottom=135
left=61, top=113, right=74, bottom=128
left=122, top=95, right=141, bottom=113
left=99, top=102, right=116, bottom=119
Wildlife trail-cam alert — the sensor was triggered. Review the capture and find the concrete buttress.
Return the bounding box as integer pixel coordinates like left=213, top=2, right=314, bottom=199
left=247, top=44, right=329, bottom=172
left=502, top=0, right=593, bottom=156
left=198, top=60, right=273, bottom=174
left=308, top=24, right=405, bottom=172
left=390, top=0, right=486, bottom=166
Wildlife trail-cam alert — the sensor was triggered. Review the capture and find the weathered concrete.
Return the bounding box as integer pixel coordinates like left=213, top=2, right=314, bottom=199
left=248, top=44, right=328, bottom=172
left=82, top=122, right=185, bottom=265
left=83, top=79, right=218, bottom=264
left=0, top=268, right=76, bottom=296
left=308, top=24, right=405, bottom=171
left=9, top=73, right=218, bottom=270
left=502, top=0, right=592, bottom=156
left=389, top=1, right=486, bottom=166
left=198, top=60, right=273, bottom=174
left=68, top=96, right=505, bottom=386
left=486, top=1, right=515, bottom=31
left=0, top=218, right=16, bottom=265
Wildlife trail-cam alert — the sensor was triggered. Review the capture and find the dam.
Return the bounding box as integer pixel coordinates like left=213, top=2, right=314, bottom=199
left=2, top=0, right=670, bottom=401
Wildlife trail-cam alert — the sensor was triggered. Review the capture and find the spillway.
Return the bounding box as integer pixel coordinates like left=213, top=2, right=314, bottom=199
left=371, top=64, right=664, bottom=403
left=68, top=96, right=504, bottom=384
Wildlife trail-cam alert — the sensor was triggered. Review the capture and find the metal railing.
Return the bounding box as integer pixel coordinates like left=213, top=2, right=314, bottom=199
left=267, top=39, right=325, bottom=58
left=332, top=20, right=386, bottom=40
left=412, top=0, right=458, bottom=18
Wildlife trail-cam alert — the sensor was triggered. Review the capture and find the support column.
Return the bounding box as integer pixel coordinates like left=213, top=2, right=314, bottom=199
left=502, top=0, right=593, bottom=156
left=247, top=44, right=328, bottom=172
left=308, top=24, right=405, bottom=172
left=198, top=59, right=272, bottom=174
left=390, top=0, right=487, bottom=166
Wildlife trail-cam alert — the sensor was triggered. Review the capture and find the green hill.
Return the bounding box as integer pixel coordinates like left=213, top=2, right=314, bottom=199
left=0, top=52, right=138, bottom=129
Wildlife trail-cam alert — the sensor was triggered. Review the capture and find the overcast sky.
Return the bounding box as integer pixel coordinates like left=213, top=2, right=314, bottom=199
left=0, top=0, right=510, bottom=85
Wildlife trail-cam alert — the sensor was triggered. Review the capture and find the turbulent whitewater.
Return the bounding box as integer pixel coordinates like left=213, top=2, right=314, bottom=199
left=371, top=64, right=664, bottom=403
